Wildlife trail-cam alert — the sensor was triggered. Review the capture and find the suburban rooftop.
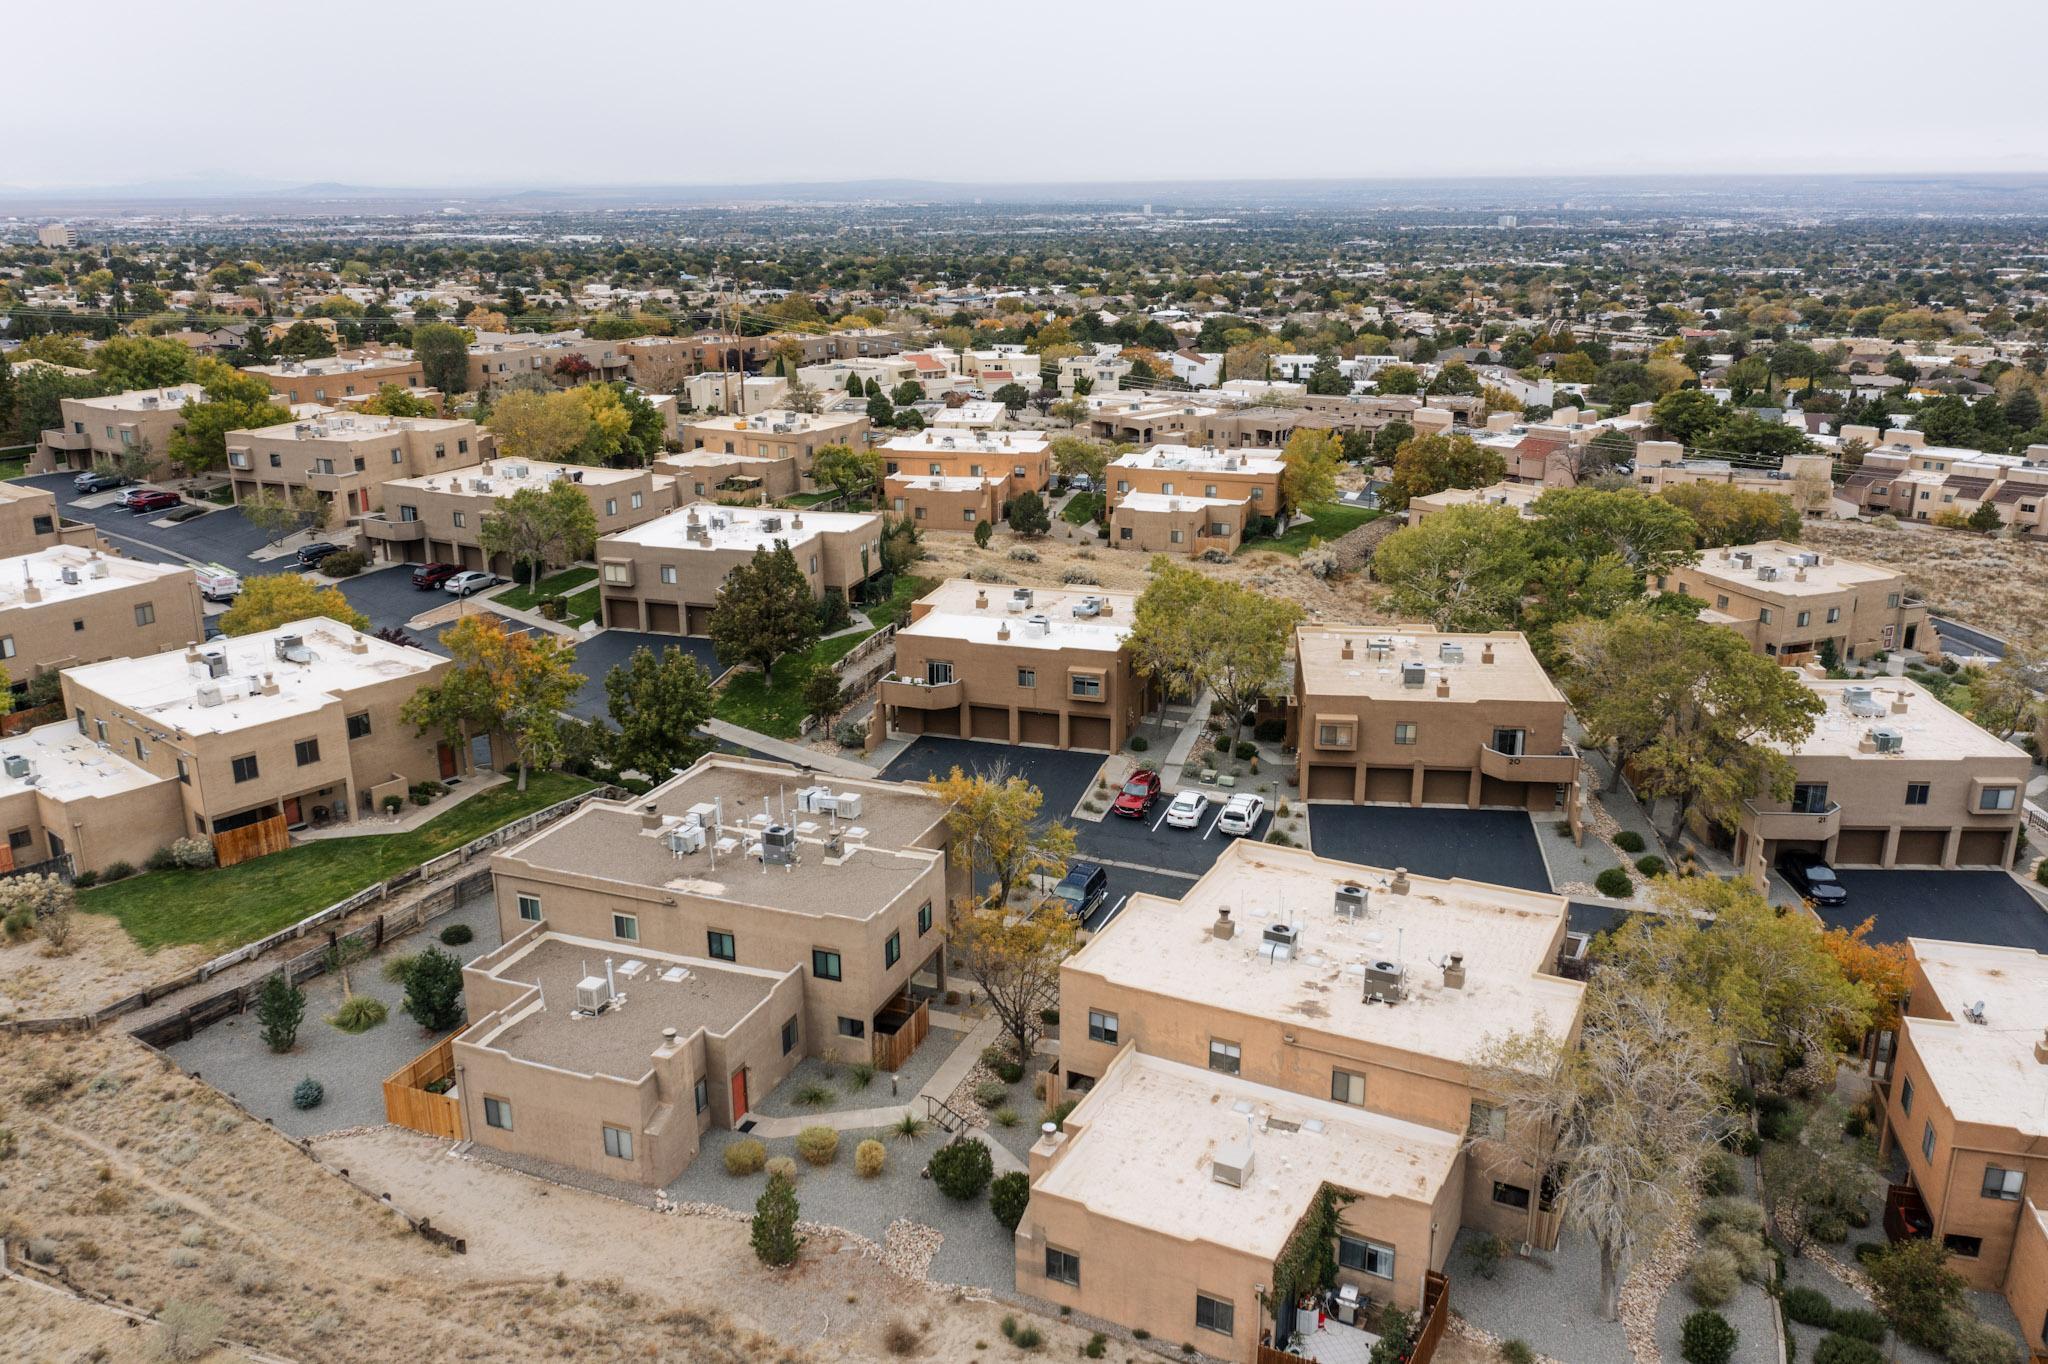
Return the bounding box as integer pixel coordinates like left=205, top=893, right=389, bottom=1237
left=1681, top=541, right=1904, bottom=596
left=876, top=428, right=1049, bottom=453
left=1112, top=490, right=1248, bottom=513
left=0, top=545, right=192, bottom=612
left=234, top=411, right=468, bottom=441
left=1294, top=626, right=1566, bottom=705
left=1901, top=939, right=2048, bottom=1136
left=1783, top=676, right=2024, bottom=762
left=386, top=458, right=642, bottom=495
left=0, top=719, right=164, bottom=802
left=602, top=502, right=877, bottom=553
left=1108, top=444, right=1284, bottom=473
left=687, top=409, right=862, bottom=433
left=896, top=578, right=1135, bottom=651
left=1411, top=480, right=1545, bottom=515
left=242, top=353, right=418, bottom=378
left=1066, top=839, right=1584, bottom=1065
left=1032, top=1049, right=1459, bottom=1259
left=888, top=474, right=1003, bottom=492
left=69, top=384, right=201, bottom=413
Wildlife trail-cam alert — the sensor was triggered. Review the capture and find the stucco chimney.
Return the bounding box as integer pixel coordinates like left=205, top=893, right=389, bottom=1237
left=1390, top=867, right=1410, bottom=896
left=1436, top=676, right=1450, bottom=698
left=1212, top=908, right=1235, bottom=940
left=1443, top=953, right=1466, bottom=990
left=997, top=621, right=1010, bottom=640
left=975, top=589, right=988, bottom=609
left=641, top=805, right=662, bottom=830
left=1481, top=642, right=1494, bottom=665
left=1892, top=691, right=1909, bottom=714
left=1340, top=638, right=1354, bottom=660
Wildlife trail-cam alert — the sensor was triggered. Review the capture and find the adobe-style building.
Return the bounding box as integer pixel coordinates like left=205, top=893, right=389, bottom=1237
left=1833, top=427, right=2048, bottom=538
left=29, top=384, right=203, bottom=477
left=679, top=409, right=870, bottom=464
left=1103, top=444, right=1282, bottom=555
left=1406, top=480, right=1545, bottom=524
left=0, top=546, right=205, bottom=685
left=1876, top=938, right=2048, bottom=1357
left=0, top=482, right=99, bottom=553
left=224, top=411, right=488, bottom=525
left=1630, top=439, right=1837, bottom=508
left=1289, top=627, right=1579, bottom=817
left=1728, top=674, right=2028, bottom=886
left=884, top=473, right=1005, bottom=532
left=876, top=428, right=1052, bottom=503
left=241, top=352, right=428, bottom=407
left=1660, top=541, right=1926, bottom=663
left=596, top=503, right=882, bottom=635
left=881, top=580, right=1152, bottom=752
left=360, top=459, right=674, bottom=572
left=1025, top=839, right=1585, bottom=1359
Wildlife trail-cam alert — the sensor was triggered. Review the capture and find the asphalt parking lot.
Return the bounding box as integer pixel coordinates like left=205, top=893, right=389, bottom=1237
left=16, top=472, right=278, bottom=566
left=332, top=564, right=443, bottom=634
left=1807, top=869, right=2048, bottom=951
left=1308, top=804, right=1553, bottom=892
left=565, top=630, right=726, bottom=721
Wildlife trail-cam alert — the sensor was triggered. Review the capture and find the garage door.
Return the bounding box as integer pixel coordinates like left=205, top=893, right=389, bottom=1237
left=923, top=706, right=961, bottom=738
left=1955, top=829, right=2010, bottom=866
left=1067, top=715, right=1111, bottom=751
left=1018, top=710, right=1061, bottom=747
left=1893, top=829, right=1948, bottom=866
left=970, top=705, right=1010, bottom=741
left=1833, top=828, right=1886, bottom=865
left=1420, top=769, right=1470, bottom=806
left=1364, top=767, right=1411, bottom=803
left=1478, top=775, right=1525, bottom=809
left=603, top=596, right=638, bottom=630
left=1307, top=764, right=1355, bottom=802
left=645, top=601, right=681, bottom=634
left=687, top=604, right=716, bottom=635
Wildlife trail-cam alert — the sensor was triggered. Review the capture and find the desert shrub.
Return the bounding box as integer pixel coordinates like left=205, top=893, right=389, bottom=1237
left=330, top=996, right=387, bottom=1032
left=1828, top=1309, right=1885, bottom=1344
left=1636, top=854, right=1668, bottom=876
left=1500, top=1344, right=1535, bottom=1364
left=928, top=1137, right=994, bottom=1200
left=834, top=718, right=868, bottom=749
left=291, top=1077, right=323, bottom=1110
left=1233, top=740, right=1257, bottom=761
left=380, top=952, right=420, bottom=985
left=993, top=1107, right=1019, bottom=1127
left=1698, top=1148, right=1740, bottom=1197
left=255, top=972, right=305, bottom=1053
left=400, top=945, right=465, bottom=1031
left=1783, top=1287, right=1838, bottom=1329
left=974, top=1080, right=1009, bottom=1107
left=1942, top=1314, right=2020, bottom=1364
left=795, top=1126, right=840, bottom=1166
left=765, top=1155, right=798, bottom=1182
left=1698, top=1196, right=1768, bottom=1237
left=1011, top=1324, right=1043, bottom=1350
left=1688, top=1247, right=1741, bottom=1306
left=724, top=1138, right=767, bottom=1175
left=794, top=1083, right=836, bottom=1107
left=1084, top=1333, right=1108, bottom=1358
left=439, top=923, right=473, bottom=946
left=883, top=1318, right=924, bottom=1355
left=1059, top=565, right=1096, bottom=585
left=167, top=836, right=216, bottom=869
left=1129, top=735, right=1149, bottom=752
left=995, top=1060, right=1025, bottom=1085
left=1614, top=829, right=1646, bottom=853
left=152, top=1299, right=225, bottom=1361
left=1680, top=1309, right=1738, bottom=1364
left=1706, top=1224, right=1771, bottom=1281
left=320, top=549, right=366, bottom=577
left=1809, top=1213, right=1849, bottom=1243
left=1812, top=1336, right=1882, bottom=1364
left=146, top=845, right=180, bottom=872
left=0, top=1127, right=16, bottom=1159
left=382, top=795, right=404, bottom=815
left=102, top=860, right=134, bottom=881
left=990, top=1170, right=1030, bottom=1232
left=854, top=1139, right=886, bottom=1178
left=847, top=1061, right=876, bottom=1089
left=1301, top=545, right=1339, bottom=579
left=1465, top=1232, right=1509, bottom=1280
left=893, top=1112, right=927, bottom=1139
left=1007, top=546, right=1038, bottom=562
left=751, top=1170, right=802, bottom=1267
left=71, top=869, right=99, bottom=889
left=1595, top=867, right=1633, bottom=897
left=1867, top=1239, right=1966, bottom=1349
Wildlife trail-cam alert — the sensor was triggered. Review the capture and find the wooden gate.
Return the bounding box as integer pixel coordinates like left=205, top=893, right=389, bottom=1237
left=211, top=814, right=290, bottom=868
left=383, top=1038, right=464, bottom=1140
left=872, top=994, right=930, bottom=1072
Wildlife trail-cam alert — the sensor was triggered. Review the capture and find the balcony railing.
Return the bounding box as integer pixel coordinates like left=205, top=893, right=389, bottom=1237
left=1478, top=742, right=1579, bottom=784
left=1741, top=798, right=1842, bottom=842
left=880, top=674, right=964, bottom=710
left=357, top=514, right=425, bottom=542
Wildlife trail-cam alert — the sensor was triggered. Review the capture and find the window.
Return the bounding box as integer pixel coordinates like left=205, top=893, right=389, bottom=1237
left=660, top=565, right=677, bottom=585
left=1982, top=1165, right=2024, bottom=1201
left=1088, top=1010, right=1119, bottom=1044
left=884, top=931, right=901, bottom=968
left=483, top=1097, right=512, bottom=1130
left=269, top=451, right=282, bottom=468
left=1070, top=674, right=1103, bottom=699
left=0, top=637, right=11, bottom=660
left=390, top=448, right=402, bottom=464
left=31, top=515, right=53, bottom=535
left=1758, top=608, right=1773, bottom=625
left=1715, top=594, right=1730, bottom=610
left=175, top=757, right=189, bottom=784
left=1318, top=722, right=1354, bottom=749
left=631, top=492, right=643, bottom=510
left=1469, top=1101, right=1507, bottom=1139
left=1905, top=782, right=1929, bottom=806
left=517, top=894, right=542, bottom=922
left=1330, top=1068, right=1366, bottom=1106
left=605, top=499, right=618, bottom=516
left=708, top=930, right=735, bottom=961
left=134, top=602, right=155, bottom=626
left=451, top=511, right=466, bottom=528
left=603, top=1125, right=634, bottom=1160
left=602, top=563, right=629, bottom=584
left=1796, top=610, right=1811, bottom=628
left=1826, top=606, right=1840, bottom=623
left=837, top=1016, right=866, bottom=1038
left=1118, top=526, right=1133, bottom=540
left=294, top=738, right=320, bottom=766
left=1169, top=529, right=1184, bottom=544
left=1888, top=593, right=1902, bottom=608
left=94, top=718, right=107, bottom=741
left=75, top=707, right=87, bottom=736
left=1393, top=722, right=1417, bottom=745
left=1337, top=1236, right=1394, bottom=1279
left=1980, top=787, right=2017, bottom=812
left=918, top=900, right=933, bottom=936
left=347, top=711, right=372, bottom=740
left=1195, top=1294, right=1234, bottom=1337
left=610, top=912, right=639, bottom=941
left=1208, top=1039, right=1241, bottom=1075
left=1922, top=1120, right=1936, bottom=1162
left=1900, top=1076, right=1914, bottom=1115
left=1493, top=1182, right=1532, bottom=1210
left=1044, top=1247, right=1080, bottom=1287
left=1942, top=1234, right=1982, bottom=1258
left=7, top=828, right=30, bottom=853
left=812, top=949, right=842, bottom=982
left=924, top=660, right=953, bottom=686
left=693, top=1078, right=709, bottom=1114
left=781, top=1016, right=799, bottom=1055
left=1791, top=783, right=1830, bottom=814
left=231, top=754, right=259, bottom=783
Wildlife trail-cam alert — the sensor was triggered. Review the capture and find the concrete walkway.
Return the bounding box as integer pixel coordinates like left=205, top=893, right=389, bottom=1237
left=701, top=719, right=878, bottom=778
left=291, top=770, right=510, bottom=841
left=1157, top=694, right=1212, bottom=790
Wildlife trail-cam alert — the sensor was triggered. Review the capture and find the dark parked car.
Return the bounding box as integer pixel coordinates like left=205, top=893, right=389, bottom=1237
left=295, top=541, right=345, bottom=568
left=411, top=562, right=461, bottom=590
left=1111, top=769, right=1163, bottom=819
left=73, top=469, right=129, bottom=494
left=1777, top=850, right=1848, bottom=907
left=126, top=490, right=182, bottom=515
left=1052, top=862, right=1109, bottom=921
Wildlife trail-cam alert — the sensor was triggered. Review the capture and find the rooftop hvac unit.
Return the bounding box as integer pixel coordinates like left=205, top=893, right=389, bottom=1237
left=88, top=558, right=108, bottom=579
left=1334, top=884, right=1367, bottom=919
left=667, top=821, right=706, bottom=856
left=759, top=514, right=782, bottom=533
left=1843, top=685, right=1884, bottom=717
left=1211, top=1141, right=1254, bottom=1188
left=1439, top=641, right=1464, bottom=663
left=1756, top=566, right=1780, bottom=582
left=2, top=754, right=31, bottom=779
left=1871, top=727, right=1904, bottom=753
left=1263, top=921, right=1300, bottom=949
left=1071, top=595, right=1102, bottom=618
left=795, top=784, right=835, bottom=814
left=762, top=823, right=797, bottom=865
left=1362, top=960, right=1406, bottom=1000
left=1732, top=551, right=1753, bottom=567
left=59, top=567, right=79, bottom=585
left=1791, top=552, right=1821, bottom=567
left=273, top=634, right=311, bottom=664
left=1024, top=614, right=1050, bottom=638
left=203, top=648, right=229, bottom=678
left=1401, top=661, right=1427, bottom=688
left=833, top=791, right=862, bottom=820
left=575, top=976, right=611, bottom=1013
left=195, top=680, right=224, bottom=707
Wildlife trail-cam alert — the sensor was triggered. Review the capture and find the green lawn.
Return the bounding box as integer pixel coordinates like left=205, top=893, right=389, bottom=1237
left=1061, top=491, right=1104, bottom=525
left=0, top=446, right=31, bottom=480
left=495, top=566, right=598, bottom=612
left=562, top=585, right=601, bottom=626
left=713, top=575, right=935, bottom=738
left=778, top=489, right=847, bottom=508
left=79, top=771, right=595, bottom=952
left=1250, top=502, right=1382, bottom=555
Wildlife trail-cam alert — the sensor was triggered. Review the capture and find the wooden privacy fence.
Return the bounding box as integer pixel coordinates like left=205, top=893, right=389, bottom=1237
left=212, top=813, right=289, bottom=868
left=871, top=994, right=930, bottom=1072
left=384, top=1037, right=464, bottom=1140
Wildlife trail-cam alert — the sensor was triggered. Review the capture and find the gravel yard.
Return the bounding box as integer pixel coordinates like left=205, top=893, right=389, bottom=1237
left=752, top=1019, right=970, bottom=1118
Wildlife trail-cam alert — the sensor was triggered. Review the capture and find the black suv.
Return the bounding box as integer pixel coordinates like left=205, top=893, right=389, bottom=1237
left=1777, top=850, right=1848, bottom=907
left=1052, top=862, right=1109, bottom=921
left=295, top=542, right=345, bottom=569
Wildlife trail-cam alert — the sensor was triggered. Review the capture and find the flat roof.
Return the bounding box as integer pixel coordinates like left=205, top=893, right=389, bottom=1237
left=242, top=353, right=417, bottom=378
left=1413, top=481, right=1544, bottom=514
left=1109, top=444, right=1284, bottom=475
left=69, top=385, right=201, bottom=414
left=897, top=579, right=1134, bottom=652
left=876, top=429, right=1049, bottom=454
left=63, top=616, right=441, bottom=737
left=467, top=932, right=786, bottom=1081
left=1902, top=939, right=2048, bottom=1136
left=1114, top=491, right=1247, bottom=513
left=0, top=720, right=163, bottom=802
left=1295, top=626, right=1565, bottom=705
left=1784, top=677, right=2021, bottom=762
left=1034, top=1050, right=1459, bottom=1259
left=234, top=411, right=469, bottom=442
left=1068, top=839, right=1583, bottom=1066
left=602, top=503, right=878, bottom=554
left=0, top=546, right=190, bottom=612
left=886, top=474, right=1001, bottom=492
left=683, top=409, right=861, bottom=433
left=501, top=756, right=944, bottom=918
left=385, top=458, right=640, bottom=495
left=1681, top=542, right=1900, bottom=596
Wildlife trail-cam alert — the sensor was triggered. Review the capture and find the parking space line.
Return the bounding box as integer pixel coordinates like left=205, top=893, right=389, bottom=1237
left=1202, top=808, right=1225, bottom=839
left=1093, top=894, right=1128, bottom=931
left=1150, top=805, right=1171, bottom=832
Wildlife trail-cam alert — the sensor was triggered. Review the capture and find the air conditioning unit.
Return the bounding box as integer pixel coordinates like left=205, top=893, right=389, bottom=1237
left=273, top=634, right=311, bottom=664
left=59, top=567, right=79, bottom=585
left=201, top=648, right=229, bottom=678
left=1401, top=661, right=1427, bottom=688
left=575, top=976, right=611, bottom=1013
left=833, top=791, right=862, bottom=820
left=1334, top=884, right=1367, bottom=919
left=1871, top=727, right=1904, bottom=753
left=667, top=821, right=706, bottom=855
left=1263, top=922, right=1300, bottom=949
left=2, top=754, right=31, bottom=779
left=1732, top=551, right=1753, bottom=567
left=795, top=784, right=835, bottom=814
left=1025, top=614, right=1050, bottom=638
left=1756, top=566, right=1779, bottom=582
left=1843, top=685, right=1883, bottom=717
left=1071, top=596, right=1102, bottom=618
left=1362, top=960, right=1406, bottom=1000
left=758, top=514, right=782, bottom=533
left=88, top=558, right=109, bottom=579
left=195, top=680, right=224, bottom=707
left=1212, top=1141, right=1254, bottom=1188
left=762, top=824, right=797, bottom=865
left=1439, top=641, right=1464, bottom=663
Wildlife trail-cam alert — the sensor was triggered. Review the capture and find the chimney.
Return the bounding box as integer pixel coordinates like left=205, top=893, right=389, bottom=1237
left=1481, top=642, right=1495, bottom=665
left=1435, top=676, right=1450, bottom=698
left=975, top=588, right=988, bottom=609
left=349, top=632, right=369, bottom=654
left=1443, top=953, right=1466, bottom=990
left=259, top=672, right=280, bottom=696
left=1390, top=867, right=1411, bottom=896
left=791, top=514, right=803, bottom=529
left=663, top=1026, right=679, bottom=1047
left=1794, top=568, right=1807, bottom=582
left=2035, top=1028, right=2048, bottom=1064
left=997, top=622, right=1010, bottom=640
left=641, top=805, right=662, bottom=831
left=1340, top=638, right=1354, bottom=660
left=1212, top=908, right=1235, bottom=940
left=1892, top=691, right=1909, bottom=714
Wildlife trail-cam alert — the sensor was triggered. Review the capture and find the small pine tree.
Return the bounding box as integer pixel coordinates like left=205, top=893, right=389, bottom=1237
left=974, top=518, right=993, bottom=549
left=401, top=946, right=467, bottom=1033
left=751, top=1170, right=803, bottom=1267
left=1966, top=499, right=2002, bottom=533
left=256, top=971, right=305, bottom=1053
left=1008, top=490, right=1051, bottom=538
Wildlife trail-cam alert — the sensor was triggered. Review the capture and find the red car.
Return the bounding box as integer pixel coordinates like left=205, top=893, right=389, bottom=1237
left=1111, top=769, right=1163, bottom=818
left=411, top=562, right=461, bottom=590
left=127, top=490, right=182, bottom=515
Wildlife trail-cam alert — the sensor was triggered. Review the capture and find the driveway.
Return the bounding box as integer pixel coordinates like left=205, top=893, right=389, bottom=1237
left=1807, top=870, right=2048, bottom=951
left=332, top=565, right=444, bottom=636
left=880, top=737, right=1105, bottom=817
left=1308, top=805, right=1553, bottom=892
left=15, top=471, right=277, bottom=566
left=565, top=631, right=726, bottom=722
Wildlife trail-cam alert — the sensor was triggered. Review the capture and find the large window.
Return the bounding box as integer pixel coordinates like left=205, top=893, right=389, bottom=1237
left=1905, top=783, right=1929, bottom=806
left=1791, top=783, right=1830, bottom=814
left=612, top=913, right=639, bottom=941
left=837, top=1017, right=866, bottom=1039
left=347, top=711, right=372, bottom=740
left=884, top=931, right=901, bottom=968
left=294, top=738, right=321, bottom=767
left=1045, top=1246, right=1080, bottom=1287
left=1337, top=1236, right=1394, bottom=1279
left=1070, top=674, right=1103, bottom=699
left=134, top=602, right=155, bottom=626
left=483, top=1097, right=512, bottom=1130
left=1942, top=1233, right=1982, bottom=1258
left=603, top=1125, right=633, bottom=1160
left=1087, top=1010, right=1118, bottom=1045
left=1982, top=1165, right=2024, bottom=1201
left=708, top=930, right=736, bottom=961
left=516, top=894, right=542, bottom=922
left=812, top=949, right=842, bottom=982
left=1980, top=787, right=2017, bottom=812
left=1208, top=1039, right=1241, bottom=1075
left=231, top=754, right=260, bottom=783
left=1330, top=1069, right=1366, bottom=1107
left=1493, top=1182, right=1532, bottom=1210
left=1195, top=1294, right=1234, bottom=1337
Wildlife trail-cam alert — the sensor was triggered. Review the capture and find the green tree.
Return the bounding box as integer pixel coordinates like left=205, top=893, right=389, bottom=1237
left=219, top=574, right=369, bottom=635
left=411, top=321, right=472, bottom=394
left=400, top=945, right=466, bottom=1033
left=708, top=544, right=820, bottom=676
left=973, top=518, right=993, bottom=549
left=1371, top=504, right=1533, bottom=631
left=1966, top=498, right=2003, bottom=532
left=1652, top=389, right=1726, bottom=445
left=90, top=334, right=197, bottom=390
left=240, top=486, right=329, bottom=542
left=1427, top=360, right=1481, bottom=396
left=924, top=764, right=1077, bottom=908
left=1007, top=489, right=1050, bottom=536
left=1191, top=577, right=1303, bottom=748
left=810, top=442, right=884, bottom=505
left=478, top=479, right=599, bottom=587
left=404, top=615, right=582, bottom=792
left=356, top=383, right=435, bottom=417
left=603, top=646, right=715, bottom=776
left=1126, top=557, right=1211, bottom=705
left=1526, top=488, right=1700, bottom=580
left=1304, top=352, right=1350, bottom=396
left=164, top=360, right=290, bottom=475
left=8, top=364, right=110, bottom=443
left=1864, top=1240, right=1965, bottom=1350
left=992, top=381, right=1030, bottom=411
left=1372, top=420, right=1413, bottom=462
left=1374, top=364, right=1422, bottom=395
left=277, top=321, right=336, bottom=359
left=255, top=971, right=305, bottom=1053
left=1381, top=432, right=1506, bottom=512
left=1658, top=483, right=1802, bottom=548
left=751, top=1170, right=804, bottom=1267
left=1278, top=428, right=1341, bottom=512
left=1049, top=435, right=1108, bottom=485
left=865, top=392, right=895, bottom=424
left=890, top=380, right=924, bottom=408
left=802, top=666, right=846, bottom=728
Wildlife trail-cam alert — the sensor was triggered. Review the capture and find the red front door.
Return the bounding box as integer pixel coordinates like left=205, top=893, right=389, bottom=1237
left=283, top=797, right=302, bottom=826
left=437, top=742, right=458, bottom=779
left=730, top=1068, right=749, bottom=1120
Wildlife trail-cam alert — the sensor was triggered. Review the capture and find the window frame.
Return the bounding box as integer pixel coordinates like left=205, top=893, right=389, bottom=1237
left=781, top=1016, right=799, bottom=1055
left=1337, top=1234, right=1394, bottom=1280
left=1330, top=1068, right=1366, bottom=1107
left=1087, top=1009, right=1119, bottom=1045
left=516, top=894, right=542, bottom=922
left=1194, top=1293, right=1234, bottom=1337
left=884, top=931, right=901, bottom=968
left=812, top=948, right=843, bottom=982
left=1044, top=1246, right=1080, bottom=1287
left=1208, top=1038, right=1241, bottom=1075
left=707, top=929, right=736, bottom=961
left=602, top=1124, right=634, bottom=1160
left=612, top=912, right=639, bottom=942
left=1981, top=1165, right=2024, bottom=1201
left=483, top=1096, right=513, bottom=1130
left=231, top=753, right=260, bottom=783
left=294, top=737, right=321, bottom=767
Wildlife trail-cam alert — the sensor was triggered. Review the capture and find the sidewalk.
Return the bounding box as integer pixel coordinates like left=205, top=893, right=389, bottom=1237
left=702, top=719, right=878, bottom=778
left=291, top=770, right=509, bottom=841
left=1156, top=694, right=1212, bottom=791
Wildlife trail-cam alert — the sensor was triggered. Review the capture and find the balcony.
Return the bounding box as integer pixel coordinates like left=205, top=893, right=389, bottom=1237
left=1741, top=798, right=1841, bottom=842
left=358, top=514, right=426, bottom=544
left=1479, top=742, right=1579, bottom=784
left=880, top=674, right=964, bottom=710
left=43, top=428, right=89, bottom=451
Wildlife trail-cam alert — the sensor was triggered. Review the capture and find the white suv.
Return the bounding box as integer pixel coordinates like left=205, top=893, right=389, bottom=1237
left=1216, top=793, right=1265, bottom=837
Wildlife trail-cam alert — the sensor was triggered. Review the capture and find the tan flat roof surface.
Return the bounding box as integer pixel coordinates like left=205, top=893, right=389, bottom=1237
left=235, top=411, right=467, bottom=442
left=1069, top=840, right=1582, bottom=1066
left=1684, top=541, right=1900, bottom=596
left=603, top=503, right=878, bottom=554
left=386, top=459, right=640, bottom=495
left=0, top=546, right=191, bottom=612
left=897, top=579, right=1134, bottom=651
left=876, top=429, right=1049, bottom=455
left=0, top=720, right=163, bottom=801
left=1902, top=940, right=2048, bottom=1136
left=685, top=409, right=863, bottom=434
left=1113, top=491, right=1247, bottom=513
left=474, top=933, right=783, bottom=1080
left=70, top=385, right=202, bottom=413
left=1035, top=1050, right=1458, bottom=1258
left=1109, top=445, right=1284, bottom=475
left=1294, top=626, right=1565, bottom=705
left=1787, top=678, right=2022, bottom=762
left=1412, top=481, right=1544, bottom=515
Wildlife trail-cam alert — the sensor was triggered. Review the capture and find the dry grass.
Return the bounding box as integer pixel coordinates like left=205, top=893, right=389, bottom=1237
left=0, top=912, right=209, bottom=1021
left=1803, top=519, right=2048, bottom=652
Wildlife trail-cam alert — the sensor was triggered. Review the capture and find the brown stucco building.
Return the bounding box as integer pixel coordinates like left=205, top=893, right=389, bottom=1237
left=224, top=411, right=488, bottom=525
left=360, top=459, right=674, bottom=572
left=884, top=473, right=1004, bottom=532
left=0, top=546, right=204, bottom=687
left=877, top=429, right=1051, bottom=503
left=595, top=503, right=882, bottom=635
left=1661, top=541, right=1927, bottom=663
left=0, top=482, right=100, bottom=553
left=29, top=384, right=203, bottom=477
left=241, top=353, right=427, bottom=407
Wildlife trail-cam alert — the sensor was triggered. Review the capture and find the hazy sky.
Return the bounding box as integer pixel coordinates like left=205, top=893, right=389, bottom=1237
left=11, top=0, right=2048, bottom=190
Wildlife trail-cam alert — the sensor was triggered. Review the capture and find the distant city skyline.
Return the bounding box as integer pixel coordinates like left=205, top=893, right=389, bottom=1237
left=11, top=0, right=2048, bottom=193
